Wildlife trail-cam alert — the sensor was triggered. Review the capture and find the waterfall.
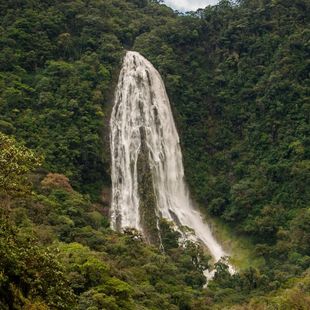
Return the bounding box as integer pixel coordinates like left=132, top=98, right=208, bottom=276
left=110, top=51, right=229, bottom=264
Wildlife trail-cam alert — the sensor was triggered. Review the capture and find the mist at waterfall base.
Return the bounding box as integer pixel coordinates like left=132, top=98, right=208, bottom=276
left=110, top=51, right=232, bottom=277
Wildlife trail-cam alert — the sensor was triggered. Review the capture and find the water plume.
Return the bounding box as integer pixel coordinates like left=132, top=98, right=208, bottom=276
left=110, top=51, right=231, bottom=267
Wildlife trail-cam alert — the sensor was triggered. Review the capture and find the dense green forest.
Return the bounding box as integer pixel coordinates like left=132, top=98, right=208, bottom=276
left=0, top=0, right=309, bottom=309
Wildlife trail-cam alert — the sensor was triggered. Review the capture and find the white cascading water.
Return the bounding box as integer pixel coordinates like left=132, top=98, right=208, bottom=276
left=110, top=51, right=230, bottom=265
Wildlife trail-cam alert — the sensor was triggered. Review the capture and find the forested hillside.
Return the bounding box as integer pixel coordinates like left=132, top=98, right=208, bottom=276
left=0, top=0, right=309, bottom=309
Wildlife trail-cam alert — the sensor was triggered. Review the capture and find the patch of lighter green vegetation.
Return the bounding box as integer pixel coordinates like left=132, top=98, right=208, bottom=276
left=203, top=213, right=265, bottom=270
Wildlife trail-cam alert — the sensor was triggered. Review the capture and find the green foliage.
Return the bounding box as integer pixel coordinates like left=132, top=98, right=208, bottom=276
left=0, top=0, right=175, bottom=195
left=0, top=216, right=75, bottom=309
left=0, top=132, right=42, bottom=197
left=159, top=219, right=181, bottom=250
left=58, top=243, right=135, bottom=309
